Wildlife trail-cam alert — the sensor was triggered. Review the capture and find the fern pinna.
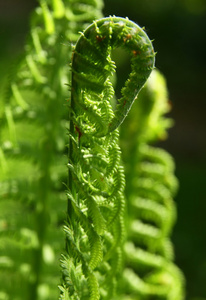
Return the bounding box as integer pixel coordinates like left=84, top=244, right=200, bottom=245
left=120, top=70, right=185, bottom=299
left=60, top=16, right=155, bottom=299
left=0, top=0, right=103, bottom=299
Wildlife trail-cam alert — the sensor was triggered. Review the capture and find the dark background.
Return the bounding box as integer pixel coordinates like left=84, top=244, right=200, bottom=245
left=0, top=0, right=206, bottom=299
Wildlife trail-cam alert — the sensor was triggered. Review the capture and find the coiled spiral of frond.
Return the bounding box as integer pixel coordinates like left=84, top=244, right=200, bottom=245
left=64, top=16, right=155, bottom=299
left=71, top=16, right=155, bottom=136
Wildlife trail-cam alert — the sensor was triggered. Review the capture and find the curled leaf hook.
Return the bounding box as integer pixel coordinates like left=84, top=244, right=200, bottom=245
left=71, top=16, right=155, bottom=136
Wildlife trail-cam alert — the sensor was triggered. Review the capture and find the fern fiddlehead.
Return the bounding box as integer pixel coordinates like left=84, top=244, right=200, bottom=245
left=119, top=70, right=185, bottom=299
left=61, top=16, right=155, bottom=299
left=71, top=17, right=155, bottom=136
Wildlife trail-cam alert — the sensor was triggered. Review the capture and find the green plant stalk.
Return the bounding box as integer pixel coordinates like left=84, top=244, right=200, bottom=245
left=61, top=16, right=155, bottom=299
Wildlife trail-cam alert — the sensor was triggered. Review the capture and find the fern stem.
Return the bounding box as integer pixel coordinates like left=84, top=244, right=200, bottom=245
left=63, top=16, right=154, bottom=299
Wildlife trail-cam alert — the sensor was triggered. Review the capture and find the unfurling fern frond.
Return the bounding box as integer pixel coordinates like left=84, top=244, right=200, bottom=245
left=71, top=17, right=155, bottom=136
left=120, top=70, right=185, bottom=300
left=62, top=16, right=155, bottom=299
